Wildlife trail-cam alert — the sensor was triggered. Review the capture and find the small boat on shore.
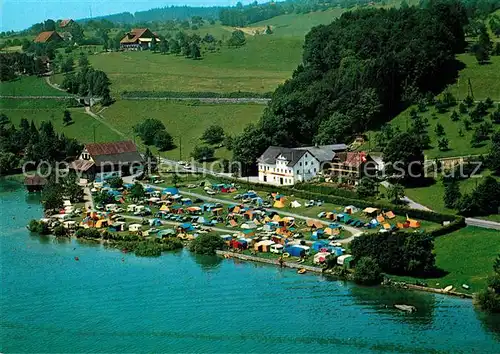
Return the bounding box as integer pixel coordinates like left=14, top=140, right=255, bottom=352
left=443, top=285, right=454, bottom=293
left=394, top=304, right=417, bottom=313
left=297, top=268, right=306, bottom=274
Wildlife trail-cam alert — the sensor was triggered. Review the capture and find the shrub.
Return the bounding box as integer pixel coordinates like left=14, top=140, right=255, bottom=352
left=53, top=225, right=67, bottom=237
left=353, top=257, right=383, bottom=285
left=27, top=219, right=50, bottom=235
left=190, top=234, right=225, bottom=255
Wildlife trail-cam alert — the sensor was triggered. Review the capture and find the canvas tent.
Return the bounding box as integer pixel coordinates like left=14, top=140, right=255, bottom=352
left=290, top=200, right=302, bottom=208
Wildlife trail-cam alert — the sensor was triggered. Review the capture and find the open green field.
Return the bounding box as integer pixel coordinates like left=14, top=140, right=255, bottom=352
left=361, top=53, right=500, bottom=159
left=1, top=101, right=122, bottom=143
left=253, top=7, right=345, bottom=37
left=447, top=53, right=500, bottom=102
left=89, top=36, right=302, bottom=94
left=404, top=171, right=499, bottom=215
left=391, top=226, right=500, bottom=293
left=101, top=100, right=264, bottom=159
left=0, top=76, right=70, bottom=97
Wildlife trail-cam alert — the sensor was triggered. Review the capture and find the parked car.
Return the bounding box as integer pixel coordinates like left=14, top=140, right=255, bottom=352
left=305, top=200, right=315, bottom=208
left=206, top=190, right=216, bottom=195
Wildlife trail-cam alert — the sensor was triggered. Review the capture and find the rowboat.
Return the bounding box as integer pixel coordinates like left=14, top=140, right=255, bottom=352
left=297, top=268, right=306, bottom=274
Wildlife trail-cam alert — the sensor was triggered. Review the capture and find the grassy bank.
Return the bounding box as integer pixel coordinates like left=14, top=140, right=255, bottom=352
left=101, top=100, right=264, bottom=160
left=2, top=102, right=122, bottom=143
left=0, top=76, right=69, bottom=97
left=390, top=226, right=500, bottom=293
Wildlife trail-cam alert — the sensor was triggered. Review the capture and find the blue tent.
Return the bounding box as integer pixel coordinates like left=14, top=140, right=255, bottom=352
left=284, top=245, right=305, bottom=257
left=163, top=187, right=179, bottom=195
left=312, top=241, right=329, bottom=252
left=179, top=222, right=194, bottom=232
left=149, top=218, right=162, bottom=226
left=123, top=183, right=134, bottom=189
left=333, top=247, right=343, bottom=256
left=145, top=187, right=156, bottom=193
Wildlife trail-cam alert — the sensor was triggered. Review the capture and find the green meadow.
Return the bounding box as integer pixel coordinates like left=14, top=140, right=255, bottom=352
left=100, top=100, right=265, bottom=160
left=361, top=53, right=500, bottom=159
left=89, top=36, right=302, bottom=94
left=404, top=170, right=499, bottom=214
left=391, top=226, right=500, bottom=292
left=0, top=75, right=69, bottom=96
left=1, top=100, right=122, bottom=143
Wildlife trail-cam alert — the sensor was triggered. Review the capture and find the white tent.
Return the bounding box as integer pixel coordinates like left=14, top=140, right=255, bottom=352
left=127, top=204, right=137, bottom=212
left=241, top=221, right=257, bottom=229
left=291, top=200, right=302, bottom=208
left=129, top=224, right=142, bottom=232
left=313, top=252, right=330, bottom=264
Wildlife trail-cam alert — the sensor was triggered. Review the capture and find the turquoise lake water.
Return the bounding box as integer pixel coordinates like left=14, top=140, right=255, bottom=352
left=1, top=178, right=500, bottom=353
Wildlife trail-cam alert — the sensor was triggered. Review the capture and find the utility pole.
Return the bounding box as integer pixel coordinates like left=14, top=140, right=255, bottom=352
left=179, top=135, right=182, bottom=161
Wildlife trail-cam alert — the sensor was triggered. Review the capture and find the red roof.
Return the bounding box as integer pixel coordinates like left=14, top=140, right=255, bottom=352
left=59, top=19, right=73, bottom=28
left=85, top=140, right=138, bottom=156
left=34, top=31, right=62, bottom=43
left=24, top=175, right=47, bottom=186
left=120, top=28, right=158, bottom=44
left=337, top=152, right=369, bottom=168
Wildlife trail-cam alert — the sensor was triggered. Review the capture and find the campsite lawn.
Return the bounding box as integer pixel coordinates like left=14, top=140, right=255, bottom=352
left=89, top=36, right=302, bottom=94
left=100, top=100, right=264, bottom=160
left=0, top=76, right=70, bottom=97
left=390, top=226, right=500, bottom=293
left=2, top=102, right=122, bottom=143
left=171, top=178, right=441, bottom=234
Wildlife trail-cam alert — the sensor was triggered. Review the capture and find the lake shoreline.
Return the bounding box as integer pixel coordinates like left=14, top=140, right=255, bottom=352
left=216, top=250, right=474, bottom=300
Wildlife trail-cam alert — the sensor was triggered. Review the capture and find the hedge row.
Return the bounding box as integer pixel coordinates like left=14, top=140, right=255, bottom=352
left=121, top=91, right=273, bottom=99
left=294, top=182, right=359, bottom=199
left=215, top=175, right=465, bottom=236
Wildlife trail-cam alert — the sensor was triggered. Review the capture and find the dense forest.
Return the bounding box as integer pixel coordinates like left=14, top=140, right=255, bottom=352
left=219, top=0, right=385, bottom=27
left=232, top=0, right=469, bottom=172
left=0, top=116, right=82, bottom=175
left=79, top=6, right=223, bottom=25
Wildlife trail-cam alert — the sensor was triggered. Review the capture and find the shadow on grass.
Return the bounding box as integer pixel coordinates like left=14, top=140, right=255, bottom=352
left=402, top=177, right=437, bottom=189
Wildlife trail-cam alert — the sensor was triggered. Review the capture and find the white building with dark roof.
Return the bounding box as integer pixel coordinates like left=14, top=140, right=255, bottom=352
left=257, top=144, right=347, bottom=185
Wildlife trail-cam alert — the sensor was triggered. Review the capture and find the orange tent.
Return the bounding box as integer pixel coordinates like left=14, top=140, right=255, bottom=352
left=377, top=215, right=385, bottom=223
left=397, top=222, right=405, bottom=229
left=408, top=219, right=421, bottom=228
left=272, top=214, right=282, bottom=222
left=229, top=219, right=238, bottom=227
left=383, top=223, right=391, bottom=230
left=273, top=200, right=285, bottom=208
left=306, top=219, right=323, bottom=229
left=385, top=211, right=396, bottom=219
left=160, top=205, right=169, bottom=212
left=233, top=206, right=241, bottom=214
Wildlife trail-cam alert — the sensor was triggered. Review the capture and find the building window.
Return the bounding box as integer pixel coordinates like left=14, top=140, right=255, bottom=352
left=308, top=170, right=310, bottom=174
left=299, top=162, right=302, bottom=166
left=314, top=168, right=317, bottom=173
left=305, top=161, right=308, bottom=166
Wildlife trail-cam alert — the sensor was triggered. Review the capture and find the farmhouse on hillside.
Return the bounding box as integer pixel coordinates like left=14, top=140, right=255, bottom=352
left=328, top=151, right=377, bottom=184
left=59, top=19, right=74, bottom=28
left=70, top=141, right=144, bottom=181
left=257, top=144, right=347, bottom=185
left=33, top=31, right=63, bottom=43
left=120, top=28, right=160, bottom=50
